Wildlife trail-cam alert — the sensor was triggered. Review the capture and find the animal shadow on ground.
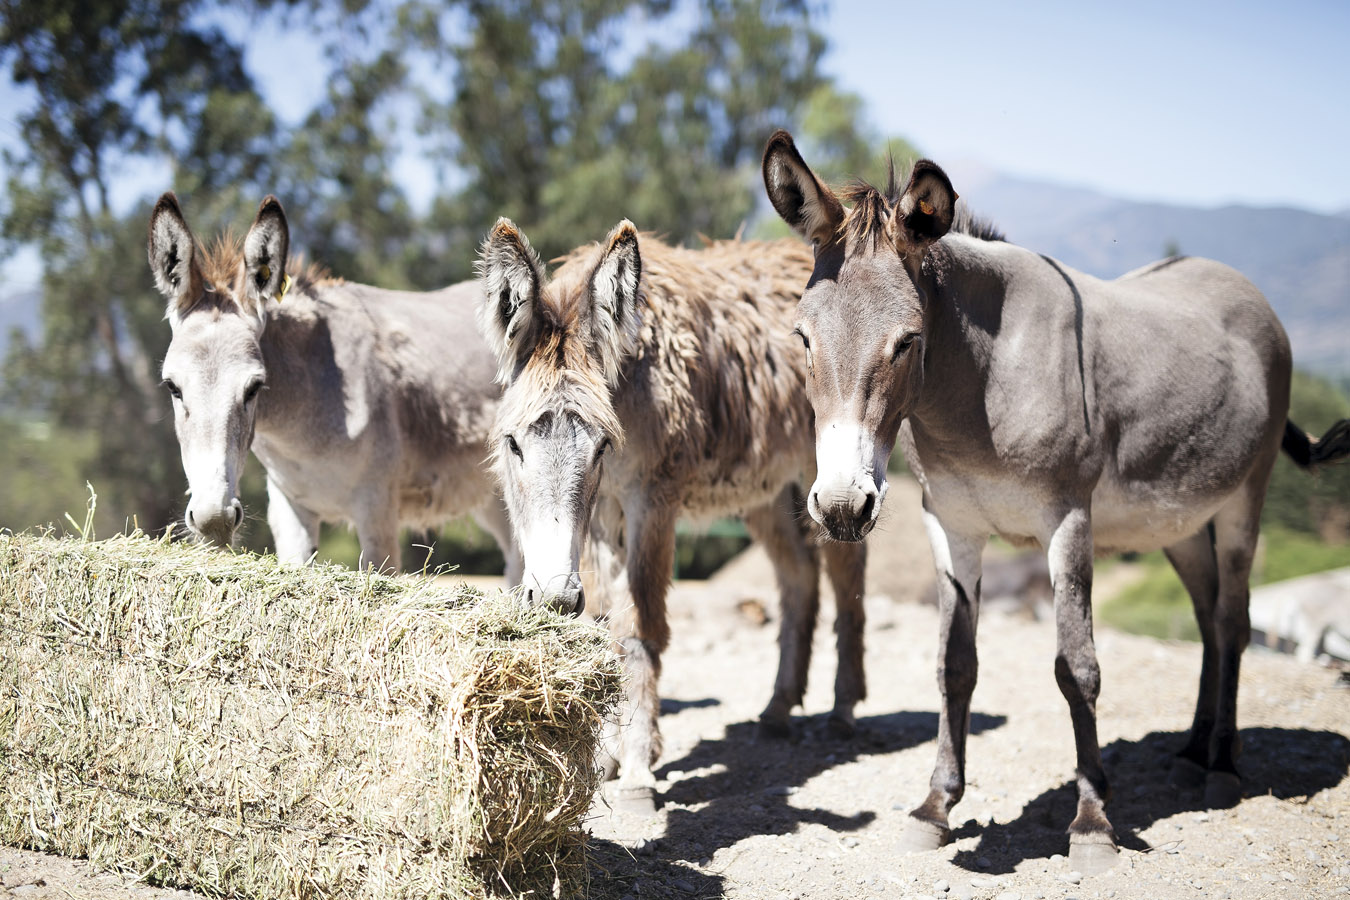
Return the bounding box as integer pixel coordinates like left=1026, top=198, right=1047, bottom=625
left=588, top=709, right=1006, bottom=898
left=951, top=726, right=1350, bottom=874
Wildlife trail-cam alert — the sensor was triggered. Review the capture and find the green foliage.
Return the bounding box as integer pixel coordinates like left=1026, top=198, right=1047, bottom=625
left=1263, top=370, right=1350, bottom=539
left=0, top=0, right=908, bottom=573
left=1098, top=526, right=1350, bottom=641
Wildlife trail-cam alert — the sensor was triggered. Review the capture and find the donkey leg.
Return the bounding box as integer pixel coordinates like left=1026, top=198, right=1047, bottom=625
left=1047, top=509, right=1116, bottom=873
left=611, top=501, right=677, bottom=816
left=744, top=488, right=821, bottom=738
left=355, top=489, right=401, bottom=574
left=470, top=494, right=523, bottom=588
left=266, top=476, right=320, bottom=565
left=822, top=538, right=867, bottom=738
left=1204, top=497, right=1261, bottom=809
left=1163, top=525, right=1220, bottom=787
left=904, top=508, right=985, bottom=852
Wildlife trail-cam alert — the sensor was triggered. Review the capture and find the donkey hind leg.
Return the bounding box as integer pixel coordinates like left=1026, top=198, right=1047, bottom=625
left=743, top=486, right=821, bottom=738
left=610, top=501, right=677, bottom=817
left=903, top=507, right=985, bottom=852
left=266, top=476, right=320, bottom=565
left=469, top=494, right=523, bottom=588
left=822, top=537, right=867, bottom=738
left=1201, top=494, right=1262, bottom=809
left=1047, top=508, right=1116, bottom=874
left=1163, top=524, right=1220, bottom=789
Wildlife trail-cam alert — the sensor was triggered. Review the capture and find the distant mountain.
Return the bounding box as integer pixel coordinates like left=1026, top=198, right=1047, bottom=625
left=950, top=168, right=1350, bottom=377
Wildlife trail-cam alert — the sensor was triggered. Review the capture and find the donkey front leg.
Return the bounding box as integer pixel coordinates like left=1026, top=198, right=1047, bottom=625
left=470, top=494, right=524, bottom=587
left=904, top=508, right=985, bottom=851
left=267, top=476, right=320, bottom=565
left=611, top=500, right=677, bottom=816
left=354, top=487, right=401, bottom=574
left=1048, top=508, right=1116, bottom=874
left=822, top=538, right=867, bottom=738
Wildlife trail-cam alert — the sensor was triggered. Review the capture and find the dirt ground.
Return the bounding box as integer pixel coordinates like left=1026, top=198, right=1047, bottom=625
left=4, top=480, right=1349, bottom=899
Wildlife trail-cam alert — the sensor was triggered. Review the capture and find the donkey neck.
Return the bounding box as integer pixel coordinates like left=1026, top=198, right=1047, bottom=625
left=906, top=236, right=1009, bottom=450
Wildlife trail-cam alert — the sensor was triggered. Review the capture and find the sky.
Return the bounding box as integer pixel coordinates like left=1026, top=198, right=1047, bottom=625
left=3, top=0, right=1349, bottom=295
left=822, top=0, right=1350, bottom=214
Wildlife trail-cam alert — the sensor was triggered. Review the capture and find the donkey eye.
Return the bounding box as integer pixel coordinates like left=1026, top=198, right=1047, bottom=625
left=162, top=379, right=182, bottom=400
left=243, top=380, right=265, bottom=403
left=792, top=327, right=810, bottom=351
left=893, top=333, right=918, bottom=361
left=595, top=437, right=612, bottom=462
left=506, top=435, right=523, bottom=461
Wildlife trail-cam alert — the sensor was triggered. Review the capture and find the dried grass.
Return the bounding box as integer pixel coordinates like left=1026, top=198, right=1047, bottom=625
left=0, top=531, right=622, bottom=899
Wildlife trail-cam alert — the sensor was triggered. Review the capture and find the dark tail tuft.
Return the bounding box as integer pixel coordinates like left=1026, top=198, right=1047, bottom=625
left=1283, top=418, right=1350, bottom=469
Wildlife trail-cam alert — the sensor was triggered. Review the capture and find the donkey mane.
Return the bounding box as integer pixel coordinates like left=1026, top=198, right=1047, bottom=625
left=195, top=232, right=338, bottom=317
left=839, top=159, right=1006, bottom=249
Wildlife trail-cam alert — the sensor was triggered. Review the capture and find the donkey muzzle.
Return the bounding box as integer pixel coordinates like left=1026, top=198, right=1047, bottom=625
left=524, top=576, right=586, bottom=617
left=186, top=497, right=243, bottom=547
left=810, top=484, right=878, bottom=543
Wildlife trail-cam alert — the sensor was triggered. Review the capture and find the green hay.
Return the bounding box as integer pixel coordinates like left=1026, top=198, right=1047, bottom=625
left=0, top=532, right=622, bottom=899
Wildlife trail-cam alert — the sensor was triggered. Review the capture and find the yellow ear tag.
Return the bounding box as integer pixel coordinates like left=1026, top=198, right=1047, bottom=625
left=919, top=199, right=936, bottom=216
left=275, top=272, right=292, bottom=304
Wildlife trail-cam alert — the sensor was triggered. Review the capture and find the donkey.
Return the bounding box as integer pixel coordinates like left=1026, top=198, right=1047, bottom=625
left=477, top=219, right=869, bottom=813
left=148, top=193, right=521, bottom=578
left=762, top=130, right=1350, bottom=871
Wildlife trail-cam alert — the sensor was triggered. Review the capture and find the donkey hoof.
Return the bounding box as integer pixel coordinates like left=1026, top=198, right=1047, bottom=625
left=1168, top=754, right=1207, bottom=789
left=758, top=715, right=792, bottom=740
left=611, top=785, right=658, bottom=818
left=1068, top=835, right=1118, bottom=875
left=826, top=713, right=856, bottom=740
left=1204, top=771, right=1242, bottom=809
left=899, top=817, right=951, bottom=853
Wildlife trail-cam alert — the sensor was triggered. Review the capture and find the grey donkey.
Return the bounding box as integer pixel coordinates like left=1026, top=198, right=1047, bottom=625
left=148, top=193, right=522, bottom=578
left=477, top=218, right=869, bottom=815
left=763, top=129, right=1350, bottom=872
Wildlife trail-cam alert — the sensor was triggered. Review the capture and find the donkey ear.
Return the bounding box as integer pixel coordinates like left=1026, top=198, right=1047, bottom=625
left=477, top=218, right=545, bottom=381
left=762, top=129, right=844, bottom=247
left=586, top=219, right=642, bottom=383
left=243, top=195, right=290, bottom=311
left=147, top=192, right=200, bottom=320
left=891, top=160, right=957, bottom=254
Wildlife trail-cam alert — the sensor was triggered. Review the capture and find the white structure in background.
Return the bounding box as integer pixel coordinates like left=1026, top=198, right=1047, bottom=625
left=1249, top=567, right=1350, bottom=663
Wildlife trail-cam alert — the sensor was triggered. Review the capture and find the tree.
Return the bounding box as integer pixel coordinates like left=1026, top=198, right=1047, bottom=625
left=0, top=0, right=285, bottom=532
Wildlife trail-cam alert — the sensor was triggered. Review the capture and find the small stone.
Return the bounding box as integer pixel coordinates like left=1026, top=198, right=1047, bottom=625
left=1050, top=854, right=1065, bottom=863
left=1261, top=873, right=1278, bottom=883
left=977, top=857, right=992, bottom=869
left=671, top=879, right=696, bottom=893
left=933, top=879, right=951, bottom=893
left=950, top=882, right=975, bottom=900
left=1281, top=872, right=1297, bottom=883
left=842, top=837, right=860, bottom=849
left=1306, top=849, right=1320, bottom=863
left=1061, top=871, right=1083, bottom=885
left=1192, top=812, right=1210, bottom=823
left=971, top=877, right=998, bottom=888
left=749, top=804, right=766, bottom=813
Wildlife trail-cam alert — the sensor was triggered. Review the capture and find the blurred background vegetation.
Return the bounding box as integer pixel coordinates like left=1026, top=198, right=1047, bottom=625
left=0, top=0, right=1346, bottom=597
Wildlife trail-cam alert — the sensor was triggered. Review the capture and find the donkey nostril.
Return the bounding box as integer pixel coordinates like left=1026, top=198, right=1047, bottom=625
left=231, top=503, right=242, bottom=527
left=186, top=509, right=196, bottom=529
left=858, top=492, right=876, bottom=524
left=573, top=588, right=586, bottom=616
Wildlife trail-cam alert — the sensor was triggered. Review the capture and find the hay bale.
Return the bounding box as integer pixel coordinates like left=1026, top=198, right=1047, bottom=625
left=0, top=532, right=621, bottom=899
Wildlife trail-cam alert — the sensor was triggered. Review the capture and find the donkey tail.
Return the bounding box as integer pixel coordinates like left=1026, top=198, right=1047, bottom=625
left=1283, top=418, right=1350, bottom=469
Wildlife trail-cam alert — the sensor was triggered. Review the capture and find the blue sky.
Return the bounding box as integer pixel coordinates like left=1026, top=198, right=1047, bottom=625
left=823, top=0, right=1350, bottom=213
left=3, top=0, right=1348, bottom=295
